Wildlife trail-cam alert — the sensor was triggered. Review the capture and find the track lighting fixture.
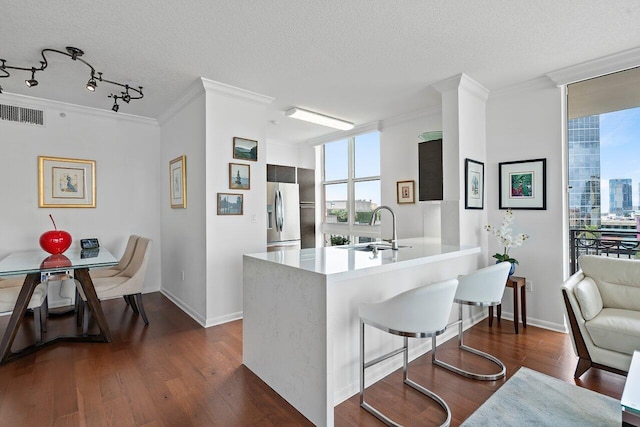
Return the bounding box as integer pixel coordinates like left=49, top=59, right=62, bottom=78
left=25, top=69, right=38, bottom=87
left=0, top=46, right=143, bottom=112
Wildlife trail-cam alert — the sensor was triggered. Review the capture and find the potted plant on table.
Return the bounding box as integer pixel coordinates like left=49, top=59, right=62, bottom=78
left=485, top=209, right=529, bottom=276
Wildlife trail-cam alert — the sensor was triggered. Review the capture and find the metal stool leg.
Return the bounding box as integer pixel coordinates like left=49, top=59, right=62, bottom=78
left=360, top=322, right=451, bottom=426
left=432, top=304, right=506, bottom=381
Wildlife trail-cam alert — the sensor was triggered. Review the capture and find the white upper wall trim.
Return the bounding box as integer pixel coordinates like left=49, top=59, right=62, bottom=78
left=490, top=76, right=556, bottom=99
left=0, top=92, right=159, bottom=127
left=432, top=73, right=489, bottom=101
left=303, top=120, right=382, bottom=146
left=381, top=106, right=441, bottom=128
left=157, top=79, right=206, bottom=125
left=200, top=78, right=274, bottom=105
left=547, top=46, right=640, bottom=86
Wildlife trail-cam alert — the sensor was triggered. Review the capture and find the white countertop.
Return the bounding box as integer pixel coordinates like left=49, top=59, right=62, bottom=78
left=245, top=237, right=481, bottom=279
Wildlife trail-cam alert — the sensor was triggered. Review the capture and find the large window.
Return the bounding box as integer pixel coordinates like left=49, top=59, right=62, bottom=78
left=323, top=132, right=380, bottom=245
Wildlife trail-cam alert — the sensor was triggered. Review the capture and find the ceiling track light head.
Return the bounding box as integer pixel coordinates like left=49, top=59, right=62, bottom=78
left=0, top=46, right=143, bottom=112
left=25, top=68, right=38, bottom=87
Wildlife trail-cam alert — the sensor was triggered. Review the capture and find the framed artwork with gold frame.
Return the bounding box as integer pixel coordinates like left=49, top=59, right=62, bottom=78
left=170, top=155, right=187, bottom=208
left=38, top=156, right=96, bottom=208
left=396, top=180, right=415, bottom=204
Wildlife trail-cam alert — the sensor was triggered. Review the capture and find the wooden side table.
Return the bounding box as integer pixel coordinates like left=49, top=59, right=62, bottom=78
left=488, top=276, right=527, bottom=334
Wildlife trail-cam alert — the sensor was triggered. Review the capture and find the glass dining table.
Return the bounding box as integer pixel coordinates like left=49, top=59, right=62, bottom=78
left=0, top=247, right=118, bottom=364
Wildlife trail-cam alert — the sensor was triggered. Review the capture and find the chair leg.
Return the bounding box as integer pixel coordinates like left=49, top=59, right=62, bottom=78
left=34, top=305, right=42, bottom=344
left=574, top=357, right=592, bottom=378
left=432, top=304, right=506, bottom=381
left=360, top=322, right=451, bottom=426
left=123, top=295, right=130, bottom=306
left=134, top=293, right=149, bottom=325
left=82, top=302, right=90, bottom=336
left=128, top=295, right=140, bottom=315
left=40, top=298, right=48, bottom=333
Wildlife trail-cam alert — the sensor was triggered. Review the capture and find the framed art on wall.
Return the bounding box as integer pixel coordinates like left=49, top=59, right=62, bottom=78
left=38, top=156, right=96, bottom=208
left=396, top=180, right=415, bottom=204
left=217, top=193, right=243, bottom=215
left=233, top=137, right=258, bottom=161
left=465, top=158, right=484, bottom=209
left=499, top=158, right=546, bottom=210
left=229, top=163, right=250, bottom=190
left=170, top=155, right=187, bottom=208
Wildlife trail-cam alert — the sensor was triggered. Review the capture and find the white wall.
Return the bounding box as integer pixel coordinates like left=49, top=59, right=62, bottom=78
left=380, top=110, right=442, bottom=239
left=203, top=79, right=273, bottom=326
left=159, top=83, right=208, bottom=323
left=487, top=78, right=565, bottom=331
left=0, top=94, right=162, bottom=303
left=266, top=138, right=315, bottom=170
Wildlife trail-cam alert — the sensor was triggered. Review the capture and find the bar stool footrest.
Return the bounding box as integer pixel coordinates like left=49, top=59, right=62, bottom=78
left=433, top=344, right=506, bottom=381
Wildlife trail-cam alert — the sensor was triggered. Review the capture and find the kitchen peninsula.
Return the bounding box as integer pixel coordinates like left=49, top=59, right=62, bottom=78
left=243, top=237, right=481, bottom=426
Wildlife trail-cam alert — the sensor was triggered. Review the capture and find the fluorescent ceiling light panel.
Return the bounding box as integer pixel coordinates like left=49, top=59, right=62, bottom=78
left=285, top=107, right=354, bottom=130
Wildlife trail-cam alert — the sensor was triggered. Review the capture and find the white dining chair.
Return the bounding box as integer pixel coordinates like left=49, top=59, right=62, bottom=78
left=89, top=235, right=140, bottom=279
left=79, top=237, right=152, bottom=334
left=0, top=277, right=48, bottom=343
left=359, top=278, right=459, bottom=427
left=432, top=262, right=511, bottom=381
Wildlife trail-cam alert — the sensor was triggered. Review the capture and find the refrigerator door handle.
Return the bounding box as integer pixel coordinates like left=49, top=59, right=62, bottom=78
left=275, top=190, right=284, bottom=231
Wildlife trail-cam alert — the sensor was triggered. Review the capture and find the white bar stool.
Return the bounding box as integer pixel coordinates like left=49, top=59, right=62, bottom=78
left=432, top=262, right=511, bottom=381
left=359, top=278, right=459, bottom=427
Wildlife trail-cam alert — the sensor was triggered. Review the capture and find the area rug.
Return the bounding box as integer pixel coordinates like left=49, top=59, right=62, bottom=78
left=461, top=367, right=620, bottom=426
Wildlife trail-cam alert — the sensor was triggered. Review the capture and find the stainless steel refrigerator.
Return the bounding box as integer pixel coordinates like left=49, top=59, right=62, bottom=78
left=267, top=182, right=301, bottom=250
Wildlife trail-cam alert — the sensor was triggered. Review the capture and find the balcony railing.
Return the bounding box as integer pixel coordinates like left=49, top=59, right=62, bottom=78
left=569, top=228, right=639, bottom=274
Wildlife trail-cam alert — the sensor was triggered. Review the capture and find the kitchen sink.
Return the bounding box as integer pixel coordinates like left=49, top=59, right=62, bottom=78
left=336, top=243, right=410, bottom=251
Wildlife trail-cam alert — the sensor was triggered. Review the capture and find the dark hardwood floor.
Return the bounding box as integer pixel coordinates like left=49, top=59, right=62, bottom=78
left=0, top=292, right=626, bottom=426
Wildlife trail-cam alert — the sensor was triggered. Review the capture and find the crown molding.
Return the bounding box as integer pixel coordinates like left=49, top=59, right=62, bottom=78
left=303, top=120, right=382, bottom=146
left=381, top=105, right=441, bottom=128
left=490, top=76, right=556, bottom=99
left=0, top=92, right=158, bottom=126
left=157, top=79, right=205, bottom=125
left=200, top=78, right=274, bottom=105
left=547, top=46, right=640, bottom=86
left=432, top=73, right=489, bottom=101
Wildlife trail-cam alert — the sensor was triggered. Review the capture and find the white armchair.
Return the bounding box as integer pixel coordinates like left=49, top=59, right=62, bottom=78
left=562, top=255, right=640, bottom=378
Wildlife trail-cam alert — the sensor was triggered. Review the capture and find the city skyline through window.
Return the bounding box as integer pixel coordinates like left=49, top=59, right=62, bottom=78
left=569, top=106, right=640, bottom=228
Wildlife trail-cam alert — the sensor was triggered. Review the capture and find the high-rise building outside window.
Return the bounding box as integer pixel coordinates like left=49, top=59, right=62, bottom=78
left=568, top=115, right=601, bottom=227
left=609, top=178, right=632, bottom=216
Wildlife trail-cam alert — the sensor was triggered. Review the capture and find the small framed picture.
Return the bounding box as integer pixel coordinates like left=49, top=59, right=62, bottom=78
left=233, top=137, right=258, bottom=162
left=217, top=193, right=243, bottom=215
left=229, top=163, right=250, bottom=190
left=170, top=155, right=187, bottom=208
left=499, top=158, right=547, bottom=210
left=38, top=156, right=96, bottom=208
left=465, top=159, right=484, bottom=209
left=396, top=180, right=415, bottom=204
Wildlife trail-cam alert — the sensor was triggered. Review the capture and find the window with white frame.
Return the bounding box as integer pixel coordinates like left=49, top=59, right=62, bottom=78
left=322, top=132, right=381, bottom=245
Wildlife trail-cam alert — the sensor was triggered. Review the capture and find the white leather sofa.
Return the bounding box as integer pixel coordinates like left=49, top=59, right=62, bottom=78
left=562, top=254, right=640, bottom=378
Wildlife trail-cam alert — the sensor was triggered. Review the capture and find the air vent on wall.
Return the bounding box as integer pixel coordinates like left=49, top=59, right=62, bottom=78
left=0, top=104, right=44, bottom=126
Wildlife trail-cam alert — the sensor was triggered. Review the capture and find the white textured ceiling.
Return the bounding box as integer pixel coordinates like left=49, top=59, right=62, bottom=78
left=1, top=1, right=640, bottom=142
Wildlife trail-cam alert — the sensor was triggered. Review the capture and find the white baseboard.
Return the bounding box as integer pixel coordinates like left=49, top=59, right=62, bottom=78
left=160, top=289, right=207, bottom=326
left=160, top=289, right=243, bottom=328
left=497, top=310, right=567, bottom=333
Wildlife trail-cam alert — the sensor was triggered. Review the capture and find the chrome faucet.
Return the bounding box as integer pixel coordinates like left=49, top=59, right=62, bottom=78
left=369, top=205, right=398, bottom=250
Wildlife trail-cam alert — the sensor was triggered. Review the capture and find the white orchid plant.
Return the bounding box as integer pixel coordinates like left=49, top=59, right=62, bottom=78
left=484, top=209, right=529, bottom=264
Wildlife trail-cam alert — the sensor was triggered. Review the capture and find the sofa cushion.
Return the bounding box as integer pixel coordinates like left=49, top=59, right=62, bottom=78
left=585, top=308, right=640, bottom=356
left=579, top=255, right=640, bottom=311
left=574, top=277, right=603, bottom=320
